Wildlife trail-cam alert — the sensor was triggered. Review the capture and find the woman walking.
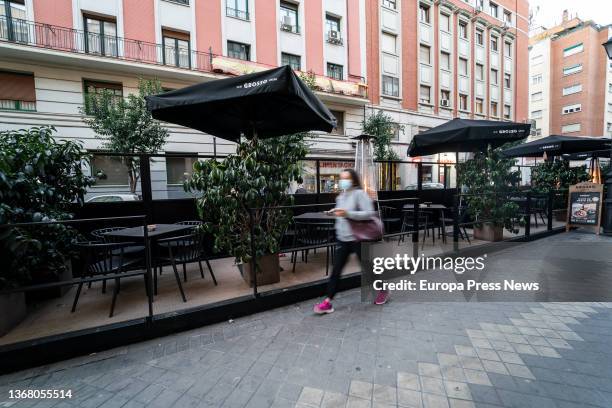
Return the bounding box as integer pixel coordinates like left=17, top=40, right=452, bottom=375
left=314, top=169, right=389, bottom=314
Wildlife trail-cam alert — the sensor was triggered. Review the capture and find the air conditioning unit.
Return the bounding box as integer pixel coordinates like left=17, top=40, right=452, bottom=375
left=282, top=16, right=292, bottom=25
left=440, top=99, right=450, bottom=107
left=281, top=16, right=293, bottom=31
left=329, top=30, right=339, bottom=39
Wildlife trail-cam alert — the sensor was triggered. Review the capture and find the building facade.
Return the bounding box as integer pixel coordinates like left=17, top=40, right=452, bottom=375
left=528, top=13, right=612, bottom=139
left=0, top=0, right=528, bottom=197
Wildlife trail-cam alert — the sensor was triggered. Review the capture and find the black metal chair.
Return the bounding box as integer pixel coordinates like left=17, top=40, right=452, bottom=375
left=380, top=205, right=402, bottom=235
left=399, top=210, right=436, bottom=249
left=73, top=241, right=146, bottom=317
left=291, top=221, right=335, bottom=275
left=441, top=206, right=471, bottom=244
left=91, top=227, right=146, bottom=254
left=169, top=221, right=216, bottom=283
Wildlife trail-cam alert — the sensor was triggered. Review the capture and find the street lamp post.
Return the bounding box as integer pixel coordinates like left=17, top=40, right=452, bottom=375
left=602, top=38, right=612, bottom=234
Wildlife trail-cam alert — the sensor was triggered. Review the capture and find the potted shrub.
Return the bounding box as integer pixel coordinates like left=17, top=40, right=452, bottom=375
left=530, top=160, right=589, bottom=222
left=185, top=134, right=308, bottom=286
left=0, top=127, right=93, bottom=328
left=458, top=146, right=521, bottom=242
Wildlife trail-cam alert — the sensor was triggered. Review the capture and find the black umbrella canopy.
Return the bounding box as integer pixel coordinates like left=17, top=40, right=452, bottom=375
left=501, top=135, right=611, bottom=158
left=146, top=65, right=336, bottom=142
left=563, top=149, right=611, bottom=160
left=407, top=118, right=530, bottom=157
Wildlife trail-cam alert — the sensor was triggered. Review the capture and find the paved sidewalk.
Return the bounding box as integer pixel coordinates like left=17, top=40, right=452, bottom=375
left=1, top=236, right=612, bottom=408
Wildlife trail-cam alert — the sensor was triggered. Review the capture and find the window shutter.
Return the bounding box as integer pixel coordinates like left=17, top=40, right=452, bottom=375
left=0, top=71, right=36, bottom=102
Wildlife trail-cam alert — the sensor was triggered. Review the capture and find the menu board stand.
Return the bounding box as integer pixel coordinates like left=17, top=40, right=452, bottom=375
left=566, top=182, right=603, bottom=235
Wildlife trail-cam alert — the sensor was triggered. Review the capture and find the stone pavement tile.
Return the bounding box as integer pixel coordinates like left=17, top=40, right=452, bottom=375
left=397, top=372, right=420, bottom=391
left=437, top=354, right=460, bottom=367
left=533, top=346, right=562, bottom=358
left=474, top=349, right=499, bottom=362
left=222, top=389, right=255, bottom=408
left=480, top=360, right=508, bottom=376
left=524, top=335, right=550, bottom=347
left=422, top=393, right=450, bottom=408
left=462, top=370, right=491, bottom=387
left=512, top=344, right=538, bottom=356
left=121, top=401, right=146, bottom=408
left=146, top=388, right=183, bottom=408
left=397, top=388, right=423, bottom=407
left=373, top=384, right=397, bottom=405
left=347, top=396, right=372, bottom=408
left=457, top=357, right=484, bottom=372
left=465, top=330, right=486, bottom=339
left=496, top=389, right=557, bottom=408
left=277, top=382, right=303, bottom=402
left=133, top=383, right=165, bottom=405
left=545, top=338, right=572, bottom=349
left=496, top=352, right=523, bottom=365
left=418, top=364, right=442, bottom=379
left=485, top=373, right=517, bottom=392
left=96, top=394, right=130, bottom=408
left=557, top=331, right=583, bottom=341
left=488, top=340, right=514, bottom=353
left=443, top=381, right=471, bottom=401
left=271, top=397, right=296, bottom=408
left=503, top=334, right=529, bottom=345
left=441, top=367, right=467, bottom=383
left=420, top=377, right=446, bottom=396
left=469, top=339, right=492, bottom=350
left=201, top=381, right=235, bottom=406
left=173, top=392, right=203, bottom=408
left=504, top=363, right=535, bottom=380
left=374, top=368, right=398, bottom=387
left=466, top=384, right=500, bottom=406
left=349, top=380, right=373, bottom=400
left=454, top=346, right=477, bottom=358
left=298, top=386, right=324, bottom=407
left=321, top=391, right=348, bottom=408
left=448, top=399, right=475, bottom=408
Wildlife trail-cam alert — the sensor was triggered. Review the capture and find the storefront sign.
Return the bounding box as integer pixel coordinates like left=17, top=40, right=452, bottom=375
left=566, top=182, right=603, bottom=234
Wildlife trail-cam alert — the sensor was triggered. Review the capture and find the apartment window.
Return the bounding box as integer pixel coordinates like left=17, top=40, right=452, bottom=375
left=563, top=43, right=583, bottom=58
left=226, top=0, right=249, bottom=20
left=561, top=123, right=581, bottom=134
left=382, top=33, right=397, bottom=55
left=0, top=70, right=36, bottom=111
left=419, top=4, right=430, bottom=24
left=420, top=45, right=431, bottom=64
left=531, top=54, right=543, bottom=65
left=504, top=73, right=511, bottom=88
left=83, top=80, right=123, bottom=106
left=532, top=74, right=542, bottom=84
left=562, top=84, right=582, bottom=96
left=459, top=94, right=468, bottom=111
left=489, top=2, right=498, bottom=18
left=531, top=91, right=542, bottom=101
left=162, top=29, right=191, bottom=68
left=504, top=41, right=512, bottom=56
left=531, top=110, right=543, bottom=119
left=490, top=101, right=498, bottom=116
left=84, top=14, right=118, bottom=57
left=330, top=110, right=344, bottom=135
left=420, top=85, right=431, bottom=104
left=475, top=28, right=484, bottom=46
left=382, top=75, right=399, bottom=97
left=440, top=89, right=451, bottom=106
left=382, top=0, right=396, bottom=9
left=166, top=156, right=198, bottom=185
left=391, top=123, right=401, bottom=141
left=607, top=122, right=612, bottom=133
left=490, top=68, right=498, bottom=85
left=280, top=2, right=299, bottom=33
left=609, top=83, right=612, bottom=93
left=490, top=36, right=498, bottom=52
left=608, top=103, right=612, bottom=113
left=326, top=15, right=342, bottom=44
left=440, top=52, right=450, bottom=70
left=1, top=0, right=28, bottom=42
left=439, top=13, right=450, bottom=32
left=281, top=52, right=301, bottom=70
left=475, top=98, right=483, bottom=114
left=90, top=155, right=129, bottom=186
left=459, top=58, right=468, bottom=76
left=327, top=63, right=343, bottom=80
left=503, top=104, right=511, bottom=119
left=562, top=103, right=582, bottom=114
left=533, top=128, right=542, bottom=137
left=503, top=10, right=512, bottom=24
left=227, top=40, right=250, bottom=60
left=563, top=64, right=582, bottom=76
left=475, top=63, right=484, bottom=81
left=459, top=21, right=468, bottom=39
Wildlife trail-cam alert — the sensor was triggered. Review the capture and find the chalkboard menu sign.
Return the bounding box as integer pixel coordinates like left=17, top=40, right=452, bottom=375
left=566, top=182, right=603, bottom=234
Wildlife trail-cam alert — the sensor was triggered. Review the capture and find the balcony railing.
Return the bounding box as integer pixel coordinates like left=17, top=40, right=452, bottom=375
left=0, top=16, right=367, bottom=98
left=226, top=7, right=250, bottom=21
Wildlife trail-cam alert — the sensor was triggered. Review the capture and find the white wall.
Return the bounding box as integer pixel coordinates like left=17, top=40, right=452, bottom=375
left=528, top=38, right=551, bottom=138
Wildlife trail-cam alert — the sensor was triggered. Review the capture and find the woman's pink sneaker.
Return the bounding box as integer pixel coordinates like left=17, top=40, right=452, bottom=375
left=374, top=290, right=390, bottom=305
left=314, top=300, right=334, bottom=314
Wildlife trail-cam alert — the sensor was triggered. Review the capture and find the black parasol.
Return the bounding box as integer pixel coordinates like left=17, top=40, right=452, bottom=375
left=501, top=135, right=611, bottom=158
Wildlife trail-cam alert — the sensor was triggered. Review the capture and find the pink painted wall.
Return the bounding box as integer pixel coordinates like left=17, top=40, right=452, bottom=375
left=255, top=0, right=277, bottom=65
left=305, top=0, right=324, bottom=74
left=196, top=0, right=222, bottom=55
left=346, top=0, right=361, bottom=79
left=123, top=0, right=156, bottom=43
left=33, top=0, right=73, bottom=28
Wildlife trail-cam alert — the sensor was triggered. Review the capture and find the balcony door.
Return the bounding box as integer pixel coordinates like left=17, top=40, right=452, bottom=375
left=84, top=14, right=118, bottom=57
left=162, top=29, right=191, bottom=68
left=0, top=0, right=28, bottom=43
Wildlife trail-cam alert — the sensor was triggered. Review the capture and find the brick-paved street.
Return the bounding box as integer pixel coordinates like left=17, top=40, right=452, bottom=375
left=1, top=236, right=612, bottom=408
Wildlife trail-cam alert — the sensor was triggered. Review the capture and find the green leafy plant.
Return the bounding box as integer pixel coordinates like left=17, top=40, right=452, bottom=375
left=185, top=134, right=308, bottom=264
left=362, top=110, right=402, bottom=161
left=82, top=78, right=168, bottom=193
left=458, top=146, right=521, bottom=233
left=0, top=126, right=94, bottom=289
left=531, top=160, right=590, bottom=193
left=298, top=71, right=318, bottom=91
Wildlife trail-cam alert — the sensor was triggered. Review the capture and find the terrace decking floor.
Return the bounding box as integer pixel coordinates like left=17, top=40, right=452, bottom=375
left=0, top=221, right=565, bottom=347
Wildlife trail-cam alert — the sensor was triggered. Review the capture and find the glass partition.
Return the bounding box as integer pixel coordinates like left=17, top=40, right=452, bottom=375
left=319, top=160, right=353, bottom=193
left=85, top=154, right=142, bottom=202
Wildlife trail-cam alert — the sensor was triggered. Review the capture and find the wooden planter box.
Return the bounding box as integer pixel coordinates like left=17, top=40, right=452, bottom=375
left=239, top=253, right=280, bottom=287
left=0, top=292, right=26, bottom=337
left=26, top=262, right=72, bottom=304
left=473, top=223, right=504, bottom=242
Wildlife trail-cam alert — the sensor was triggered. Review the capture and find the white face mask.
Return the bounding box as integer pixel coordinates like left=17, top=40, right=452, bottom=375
left=338, top=179, right=352, bottom=191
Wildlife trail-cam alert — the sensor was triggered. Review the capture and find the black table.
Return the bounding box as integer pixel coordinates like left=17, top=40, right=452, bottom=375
left=402, top=204, right=448, bottom=243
